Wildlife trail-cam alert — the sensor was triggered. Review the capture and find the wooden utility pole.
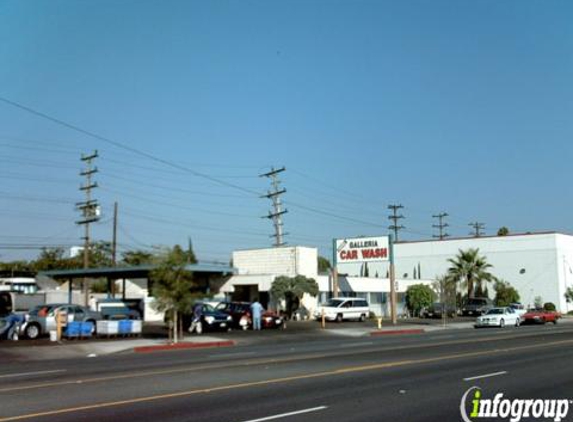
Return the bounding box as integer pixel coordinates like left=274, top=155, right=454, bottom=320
left=76, top=151, right=100, bottom=306
left=112, top=201, right=118, bottom=266
left=389, top=234, right=397, bottom=325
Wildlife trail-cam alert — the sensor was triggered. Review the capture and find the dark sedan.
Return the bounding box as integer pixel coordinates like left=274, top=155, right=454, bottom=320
left=181, top=303, right=233, bottom=333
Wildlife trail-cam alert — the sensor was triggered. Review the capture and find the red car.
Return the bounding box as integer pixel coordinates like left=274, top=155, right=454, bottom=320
left=521, top=308, right=561, bottom=325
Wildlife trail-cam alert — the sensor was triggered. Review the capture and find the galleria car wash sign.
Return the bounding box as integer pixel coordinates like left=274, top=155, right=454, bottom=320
left=335, top=236, right=390, bottom=264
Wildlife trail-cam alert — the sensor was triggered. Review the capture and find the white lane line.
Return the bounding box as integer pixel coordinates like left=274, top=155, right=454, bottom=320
left=239, top=406, right=328, bottom=422
left=338, top=341, right=374, bottom=348
left=0, top=369, right=67, bottom=379
left=209, top=352, right=256, bottom=359
left=463, top=371, right=507, bottom=381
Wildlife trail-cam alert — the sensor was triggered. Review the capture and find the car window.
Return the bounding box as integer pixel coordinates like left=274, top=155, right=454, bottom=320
left=486, top=309, right=503, bottom=315
left=324, top=299, right=344, bottom=307
left=354, top=300, right=368, bottom=307
left=202, top=304, right=215, bottom=313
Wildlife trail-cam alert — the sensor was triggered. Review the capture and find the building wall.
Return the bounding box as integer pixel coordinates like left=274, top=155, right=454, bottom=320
left=336, top=233, right=571, bottom=312
left=233, top=246, right=317, bottom=278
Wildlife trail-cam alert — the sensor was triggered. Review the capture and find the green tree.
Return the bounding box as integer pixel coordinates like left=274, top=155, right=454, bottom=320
left=497, top=227, right=510, bottom=236
left=447, top=248, right=496, bottom=298
left=150, top=246, right=197, bottom=343
left=121, top=250, right=155, bottom=266
left=565, top=287, right=573, bottom=303
left=270, top=275, right=319, bottom=319
left=406, top=284, right=436, bottom=317
left=493, top=280, right=520, bottom=306
left=317, top=256, right=331, bottom=273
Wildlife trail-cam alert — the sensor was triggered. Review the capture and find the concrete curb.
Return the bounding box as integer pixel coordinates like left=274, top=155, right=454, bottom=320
left=370, top=329, right=425, bottom=336
left=133, top=340, right=235, bottom=353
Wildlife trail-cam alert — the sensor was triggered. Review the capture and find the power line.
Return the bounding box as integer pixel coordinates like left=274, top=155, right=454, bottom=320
left=0, top=96, right=260, bottom=197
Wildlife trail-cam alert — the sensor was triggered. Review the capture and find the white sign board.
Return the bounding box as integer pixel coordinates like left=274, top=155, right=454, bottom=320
left=335, top=236, right=390, bottom=264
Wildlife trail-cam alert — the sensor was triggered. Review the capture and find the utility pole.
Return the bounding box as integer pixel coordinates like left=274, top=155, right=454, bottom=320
left=112, top=201, right=118, bottom=266
left=388, top=204, right=405, bottom=242
left=432, top=212, right=450, bottom=240
left=260, top=167, right=288, bottom=247
left=76, top=150, right=100, bottom=306
left=469, top=222, right=485, bottom=237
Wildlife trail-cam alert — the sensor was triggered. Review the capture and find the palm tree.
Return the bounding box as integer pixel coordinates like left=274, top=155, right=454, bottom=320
left=447, top=248, right=496, bottom=298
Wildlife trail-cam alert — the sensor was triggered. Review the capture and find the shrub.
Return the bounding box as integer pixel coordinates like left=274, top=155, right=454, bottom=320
left=543, top=302, right=556, bottom=311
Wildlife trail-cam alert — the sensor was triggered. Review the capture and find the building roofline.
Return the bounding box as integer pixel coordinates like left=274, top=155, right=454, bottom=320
left=395, top=231, right=565, bottom=245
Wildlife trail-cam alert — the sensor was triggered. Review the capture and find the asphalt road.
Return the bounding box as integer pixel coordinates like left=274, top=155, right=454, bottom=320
left=1, top=323, right=573, bottom=422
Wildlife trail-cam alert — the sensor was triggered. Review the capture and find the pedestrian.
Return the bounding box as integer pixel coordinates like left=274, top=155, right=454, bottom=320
left=189, top=303, right=203, bottom=334
left=250, top=299, right=263, bottom=331
left=5, top=313, right=24, bottom=341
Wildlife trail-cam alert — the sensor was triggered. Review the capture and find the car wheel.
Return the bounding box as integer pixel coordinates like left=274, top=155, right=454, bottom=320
left=359, top=314, right=366, bottom=322
left=336, top=313, right=343, bottom=323
left=25, top=323, right=41, bottom=340
left=499, top=319, right=505, bottom=328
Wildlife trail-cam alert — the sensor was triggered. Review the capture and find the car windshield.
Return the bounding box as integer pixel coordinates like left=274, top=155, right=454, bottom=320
left=486, top=309, right=504, bottom=315
left=202, top=304, right=215, bottom=313
left=324, top=299, right=344, bottom=307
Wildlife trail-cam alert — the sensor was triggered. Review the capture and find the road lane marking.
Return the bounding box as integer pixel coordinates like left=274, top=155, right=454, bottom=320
left=209, top=352, right=256, bottom=359
left=338, top=341, right=374, bottom=348
left=2, top=328, right=572, bottom=393
left=2, top=338, right=573, bottom=422
left=239, top=406, right=327, bottom=422
left=0, top=370, right=66, bottom=379
left=463, top=371, right=508, bottom=381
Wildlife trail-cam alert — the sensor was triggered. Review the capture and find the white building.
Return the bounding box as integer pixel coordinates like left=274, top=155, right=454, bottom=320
left=220, top=246, right=432, bottom=317
left=336, top=232, right=573, bottom=313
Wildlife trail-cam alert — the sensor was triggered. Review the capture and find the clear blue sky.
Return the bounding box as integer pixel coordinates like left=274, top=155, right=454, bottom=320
left=0, top=0, right=572, bottom=263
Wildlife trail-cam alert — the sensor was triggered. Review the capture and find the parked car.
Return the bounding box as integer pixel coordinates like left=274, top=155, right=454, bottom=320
left=181, top=302, right=233, bottom=333
left=215, top=301, right=284, bottom=330
left=215, top=301, right=252, bottom=329
left=509, top=303, right=527, bottom=318
left=314, top=297, right=370, bottom=322
left=474, top=307, right=520, bottom=328
left=521, top=308, right=561, bottom=325
left=21, top=304, right=103, bottom=339
left=422, top=302, right=457, bottom=318
left=461, top=297, right=493, bottom=316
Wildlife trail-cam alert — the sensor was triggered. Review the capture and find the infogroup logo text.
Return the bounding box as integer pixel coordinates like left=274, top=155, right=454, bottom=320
left=460, top=387, right=571, bottom=422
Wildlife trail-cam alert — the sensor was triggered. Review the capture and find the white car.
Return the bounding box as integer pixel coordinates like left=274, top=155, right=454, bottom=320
left=475, top=307, right=520, bottom=328
left=314, top=298, right=370, bottom=322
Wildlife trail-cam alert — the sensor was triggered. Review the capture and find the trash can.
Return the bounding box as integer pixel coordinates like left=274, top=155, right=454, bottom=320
left=49, top=330, right=57, bottom=342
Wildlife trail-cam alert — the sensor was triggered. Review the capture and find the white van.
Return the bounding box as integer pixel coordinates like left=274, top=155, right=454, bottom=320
left=314, top=297, right=370, bottom=322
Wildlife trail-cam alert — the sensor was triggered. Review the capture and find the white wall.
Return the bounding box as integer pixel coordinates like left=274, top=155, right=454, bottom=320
left=233, top=246, right=317, bottom=278
left=336, top=233, right=569, bottom=311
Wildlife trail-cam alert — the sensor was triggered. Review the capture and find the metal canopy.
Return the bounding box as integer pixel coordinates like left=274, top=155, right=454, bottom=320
left=40, top=262, right=236, bottom=280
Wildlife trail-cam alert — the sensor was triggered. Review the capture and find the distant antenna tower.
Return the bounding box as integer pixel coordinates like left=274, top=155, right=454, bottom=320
left=432, top=212, right=449, bottom=240
left=388, top=204, right=405, bottom=242
left=260, top=167, right=288, bottom=247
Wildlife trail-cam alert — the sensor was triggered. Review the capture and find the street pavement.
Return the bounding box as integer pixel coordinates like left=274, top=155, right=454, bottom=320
left=1, top=320, right=573, bottom=421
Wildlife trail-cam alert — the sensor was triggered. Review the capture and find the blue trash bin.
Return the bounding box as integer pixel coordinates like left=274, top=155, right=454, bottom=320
left=65, top=321, right=81, bottom=338
left=118, top=320, right=132, bottom=335
left=80, top=321, right=94, bottom=338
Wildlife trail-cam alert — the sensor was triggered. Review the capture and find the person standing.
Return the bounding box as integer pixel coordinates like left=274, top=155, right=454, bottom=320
left=250, top=299, right=263, bottom=331
left=189, top=303, right=203, bottom=334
